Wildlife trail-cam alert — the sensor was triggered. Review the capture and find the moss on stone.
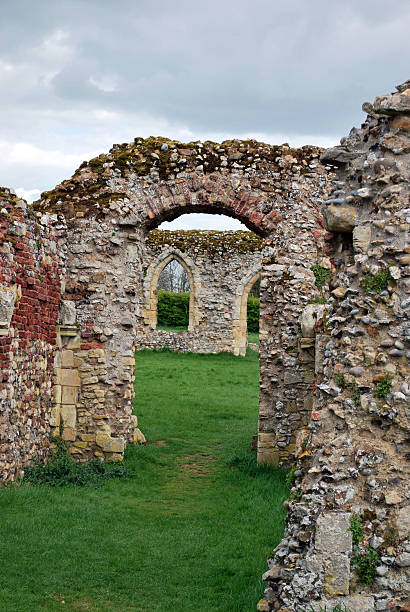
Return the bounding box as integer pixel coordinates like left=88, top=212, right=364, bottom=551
left=33, top=137, right=324, bottom=217
left=147, top=229, right=265, bottom=253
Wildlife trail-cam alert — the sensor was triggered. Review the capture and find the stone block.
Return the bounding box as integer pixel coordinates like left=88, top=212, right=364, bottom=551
left=61, top=404, right=76, bottom=429
left=53, top=384, right=62, bottom=404
left=258, top=432, right=275, bottom=446
left=95, top=433, right=125, bottom=453
left=310, top=596, right=375, bottom=611
left=88, top=348, right=105, bottom=358
left=0, top=288, right=15, bottom=327
left=396, top=505, right=410, bottom=539
left=315, top=512, right=352, bottom=554
left=134, top=428, right=146, bottom=444
left=67, top=336, right=82, bottom=349
left=81, top=434, right=96, bottom=442
left=61, top=350, right=75, bottom=368
left=353, top=225, right=371, bottom=253
left=49, top=405, right=61, bottom=427
left=323, top=553, right=350, bottom=596
left=104, top=452, right=123, bottom=462
left=62, top=386, right=78, bottom=405
left=323, top=204, right=358, bottom=232
left=59, top=300, right=76, bottom=325
left=62, top=426, right=76, bottom=442
left=60, top=369, right=80, bottom=387
left=122, top=356, right=135, bottom=366
left=301, top=304, right=325, bottom=338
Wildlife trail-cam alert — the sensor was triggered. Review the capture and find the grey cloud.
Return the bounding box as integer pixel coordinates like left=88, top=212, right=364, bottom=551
left=0, top=0, right=409, bottom=198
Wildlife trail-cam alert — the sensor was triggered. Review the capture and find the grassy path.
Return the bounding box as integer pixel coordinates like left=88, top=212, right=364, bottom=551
left=0, top=349, right=288, bottom=612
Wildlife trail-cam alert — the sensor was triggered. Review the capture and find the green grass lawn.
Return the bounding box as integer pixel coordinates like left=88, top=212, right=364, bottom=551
left=157, top=324, right=188, bottom=332
left=0, top=349, right=288, bottom=612
left=247, top=332, right=259, bottom=345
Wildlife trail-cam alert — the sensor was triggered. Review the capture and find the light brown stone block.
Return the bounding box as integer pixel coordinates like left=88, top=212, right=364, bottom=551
left=53, top=384, right=62, bottom=404
left=49, top=405, right=61, bottom=427
left=81, top=434, right=96, bottom=442
left=61, top=350, right=75, bottom=368
left=62, top=386, right=78, bottom=405
left=104, top=452, right=123, bottom=462
left=60, top=368, right=80, bottom=387
left=61, top=404, right=76, bottom=429
left=88, top=348, right=105, bottom=358
left=95, top=433, right=125, bottom=453
left=62, top=426, right=76, bottom=442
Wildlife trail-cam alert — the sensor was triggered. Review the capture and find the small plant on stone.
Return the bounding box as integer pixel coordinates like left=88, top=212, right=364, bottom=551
left=335, top=373, right=346, bottom=389
left=362, top=266, right=391, bottom=294
left=311, top=296, right=327, bottom=304
left=285, top=467, right=297, bottom=487
left=349, top=513, right=378, bottom=585
left=349, top=514, right=363, bottom=546
left=351, top=544, right=379, bottom=585
left=311, top=265, right=329, bottom=291
left=374, top=375, right=392, bottom=399
left=289, top=487, right=302, bottom=502
left=350, top=382, right=361, bottom=407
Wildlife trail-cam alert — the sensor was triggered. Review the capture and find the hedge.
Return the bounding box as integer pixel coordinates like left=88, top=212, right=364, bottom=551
left=157, top=291, right=190, bottom=327
left=157, top=290, right=260, bottom=332
left=247, top=296, right=260, bottom=332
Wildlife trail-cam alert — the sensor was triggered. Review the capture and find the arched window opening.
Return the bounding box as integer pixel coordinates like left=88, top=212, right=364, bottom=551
left=156, top=259, right=191, bottom=332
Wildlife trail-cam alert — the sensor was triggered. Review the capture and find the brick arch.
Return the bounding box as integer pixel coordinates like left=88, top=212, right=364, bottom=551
left=131, top=176, right=282, bottom=237
left=142, top=248, right=200, bottom=331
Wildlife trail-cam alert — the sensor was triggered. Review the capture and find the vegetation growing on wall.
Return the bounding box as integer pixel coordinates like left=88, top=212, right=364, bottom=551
left=148, top=229, right=265, bottom=254
left=34, top=137, right=323, bottom=218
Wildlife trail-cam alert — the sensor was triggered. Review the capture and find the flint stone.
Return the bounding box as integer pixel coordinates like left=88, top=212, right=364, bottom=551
left=396, top=552, right=410, bottom=567
left=323, top=205, right=358, bottom=232
left=371, top=88, right=410, bottom=115
left=320, top=147, right=357, bottom=165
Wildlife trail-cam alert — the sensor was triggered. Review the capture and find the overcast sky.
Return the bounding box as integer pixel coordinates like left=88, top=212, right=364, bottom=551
left=1, top=0, right=409, bottom=229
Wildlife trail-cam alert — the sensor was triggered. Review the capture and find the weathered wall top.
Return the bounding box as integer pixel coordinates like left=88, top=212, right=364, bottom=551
left=147, top=229, right=265, bottom=253
left=33, top=138, right=324, bottom=235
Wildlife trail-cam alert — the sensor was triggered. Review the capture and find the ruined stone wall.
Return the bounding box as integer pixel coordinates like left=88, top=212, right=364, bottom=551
left=138, top=229, right=264, bottom=355
left=0, top=188, right=64, bottom=482
left=260, top=82, right=410, bottom=612
left=35, top=138, right=329, bottom=465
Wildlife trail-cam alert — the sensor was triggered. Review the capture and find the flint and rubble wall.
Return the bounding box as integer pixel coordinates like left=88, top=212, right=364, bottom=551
left=259, top=81, right=410, bottom=612
left=2, top=81, right=408, bottom=611
left=0, top=189, right=64, bottom=482
left=34, top=138, right=329, bottom=466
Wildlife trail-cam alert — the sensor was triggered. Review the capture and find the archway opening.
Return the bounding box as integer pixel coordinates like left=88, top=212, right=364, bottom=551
left=157, top=258, right=190, bottom=332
